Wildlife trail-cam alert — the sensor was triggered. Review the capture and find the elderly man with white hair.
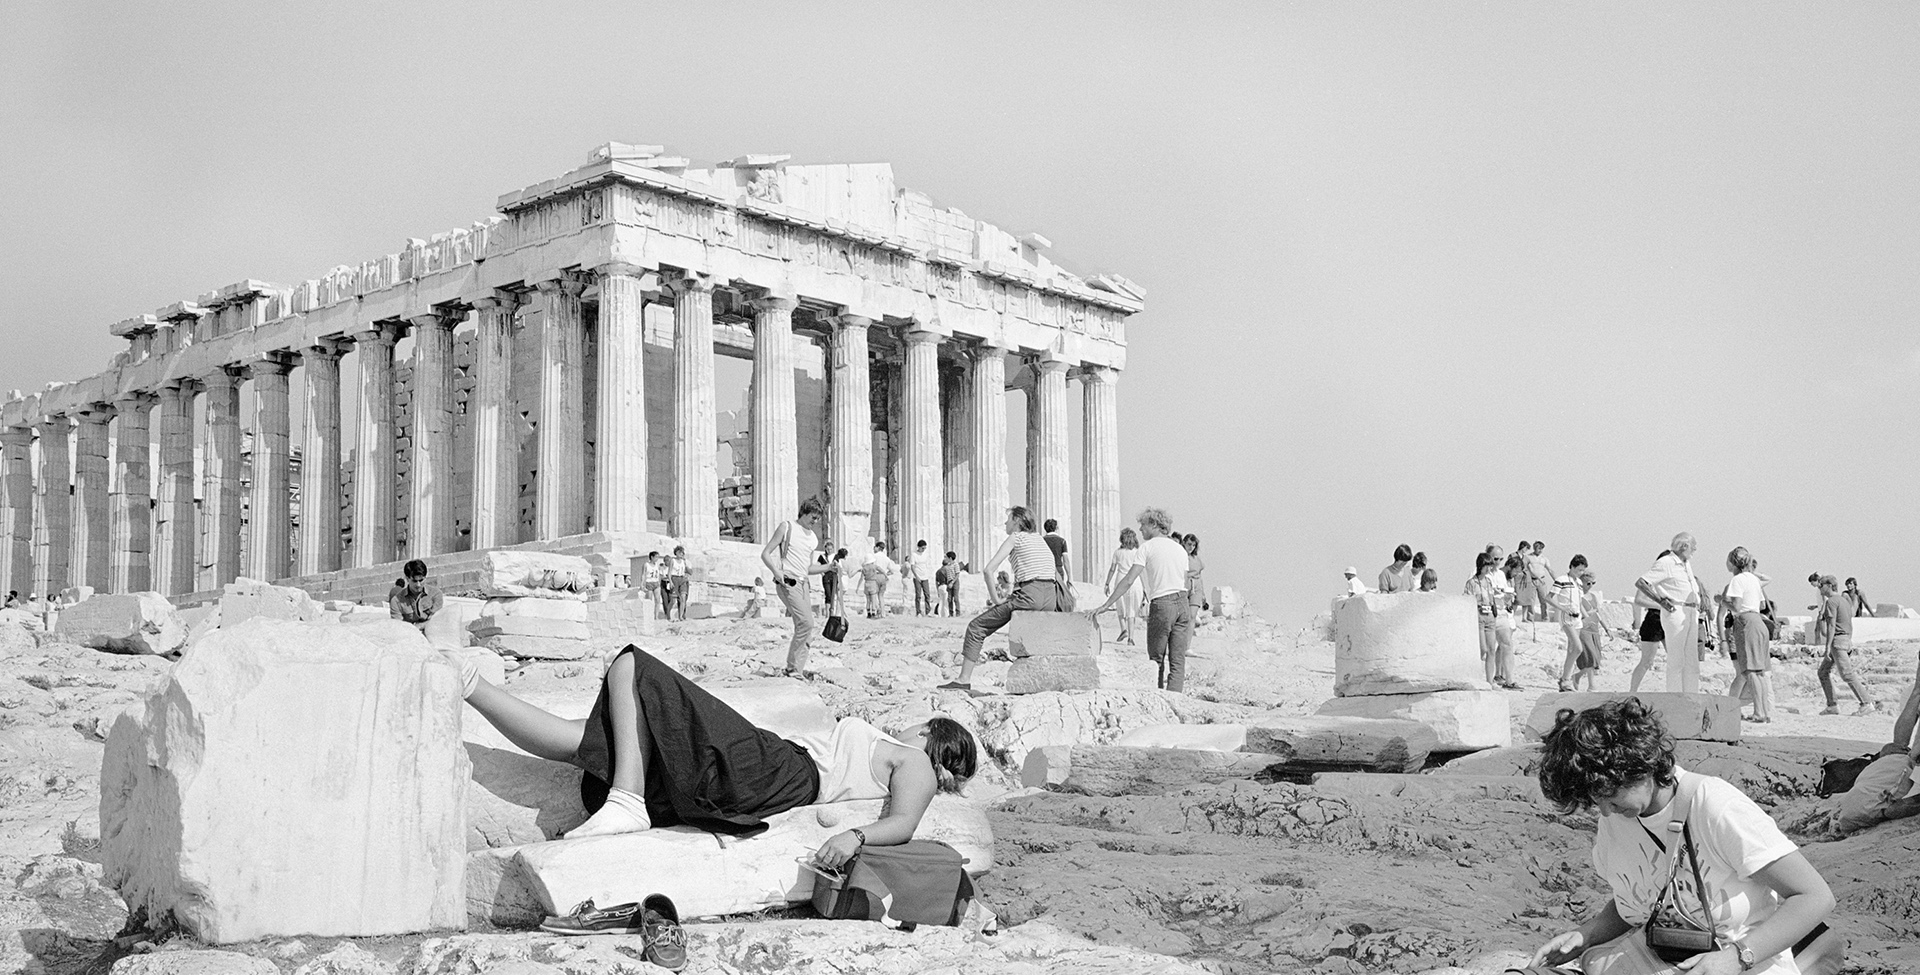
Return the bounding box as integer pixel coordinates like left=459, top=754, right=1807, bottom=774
left=1629, top=531, right=1705, bottom=692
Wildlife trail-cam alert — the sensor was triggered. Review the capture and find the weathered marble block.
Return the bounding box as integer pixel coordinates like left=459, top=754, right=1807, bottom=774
left=1021, top=744, right=1284, bottom=795
left=1003, top=654, right=1100, bottom=694
left=484, top=598, right=589, bottom=622
left=481, top=634, right=592, bottom=661
left=1334, top=592, right=1483, bottom=697
left=1315, top=688, right=1511, bottom=751
left=512, top=796, right=993, bottom=920
left=219, top=577, right=320, bottom=627
left=100, top=618, right=467, bottom=943
left=469, top=615, right=592, bottom=641
left=1113, top=723, right=1252, bottom=751
left=481, top=551, right=594, bottom=598
left=1007, top=610, right=1101, bottom=657
left=56, top=592, right=186, bottom=655
left=1243, top=715, right=1439, bottom=773
left=1523, top=691, right=1742, bottom=743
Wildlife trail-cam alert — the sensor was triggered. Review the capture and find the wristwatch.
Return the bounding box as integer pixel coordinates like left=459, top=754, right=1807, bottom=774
left=1730, top=941, right=1756, bottom=970
left=849, top=827, right=867, bottom=847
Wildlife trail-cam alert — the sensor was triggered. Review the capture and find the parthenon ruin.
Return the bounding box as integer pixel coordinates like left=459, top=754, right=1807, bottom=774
left=0, top=143, right=1142, bottom=603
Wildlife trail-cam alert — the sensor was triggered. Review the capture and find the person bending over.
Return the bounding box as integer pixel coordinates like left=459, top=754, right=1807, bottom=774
left=456, top=646, right=977, bottom=870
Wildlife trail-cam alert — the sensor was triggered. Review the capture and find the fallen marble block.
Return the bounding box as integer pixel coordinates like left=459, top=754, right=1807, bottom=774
left=1523, top=691, right=1741, bottom=743
left=481, top=634, right=591, bottom=661
left=1314, top=688, right=1511, bottom=752
left=1309, top=772, right=1543, bottom=803
left=100, top=618, right=467, bottom=943
left=1113, top=723, right=1252, bottom=751
left=482, top=551, right=594, bottom=598
left=484, top=597, right=589, bottom=622
left=0, top=606, right=43, bottom=631
left=219, top=577, right=320, bottom=626
left=1007, top=610, right=1100, bottom=657
left=56, top=592, right=186, bottom=655
left=1003, top=654, right=1100, bottom=693
left=1020, top=744, right=1285, bottom=795
left=1333, top=592, right=1483, bottom=697
left=512, top=795, right=993, bottom=919
left=469, top=615, right=592, bottom=641
left=1242, top=715, right=1439, bottom=773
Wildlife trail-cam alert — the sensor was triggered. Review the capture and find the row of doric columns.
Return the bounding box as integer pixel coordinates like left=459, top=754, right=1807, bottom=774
left=0, top=263, right=1123, bottom=600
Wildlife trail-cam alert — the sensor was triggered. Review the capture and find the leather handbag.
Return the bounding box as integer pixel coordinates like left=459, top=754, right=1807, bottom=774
left=1642, top=820, right=1719, bottom=964
left=822, top=615, right=849, bottom=643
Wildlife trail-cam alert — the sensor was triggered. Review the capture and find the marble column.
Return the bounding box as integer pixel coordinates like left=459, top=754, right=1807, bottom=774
left=749, top=295, right=799, bottom=543
left=247, top=355, right=293, bottom=580
left=0, top=427, right=34, bottom=597
left=33, top=415, right=70, bottom=596
left=153, top=382, right=197, bottom=596
left=408, top=309, right=460, bottom=557
left=968, top=347, right=1010, bottom=570
left=469, top=293, right=519, bottom=550
left=1028, top=358, right=1072, bottom=558
left=109, top=393, right=153, bottom=594
left=1079, top=366, right=1121, bottom=582
left=942, top=360, right=973, bottom=563
left=535, top=277, right=587, bottom=540
left=595, top=264, right=651, bottom=534
left=201, top=368, right=244, bottom=590
left=669, top=275, right=718, bottom=542
left=827, top=314, right=874, bottom=550
left=70, top=406, right=113, bottom=591
left=351, top=325, right=398, bottom=567
left=899, top=329, right=944, bottom=554
left=299, top=342, right=346, bottom=575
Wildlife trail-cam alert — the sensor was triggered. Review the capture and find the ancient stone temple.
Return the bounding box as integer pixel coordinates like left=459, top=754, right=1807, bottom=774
left=0, top=143, right=1142, bottom=602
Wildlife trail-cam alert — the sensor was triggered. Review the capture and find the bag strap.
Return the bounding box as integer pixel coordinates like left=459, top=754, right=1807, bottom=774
left=1678, top=822, right=1718, bottom=943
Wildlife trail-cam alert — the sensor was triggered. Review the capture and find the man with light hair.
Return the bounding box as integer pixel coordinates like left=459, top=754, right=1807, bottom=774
left=1630, top=532, right=1703, bottom=692
left=1090, top=507, right=1193, bottom=692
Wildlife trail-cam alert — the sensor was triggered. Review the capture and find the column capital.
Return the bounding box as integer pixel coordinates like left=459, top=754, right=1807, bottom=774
left=1035, top=357, right=1073, bottom=376
left=158, top=376, right=199, bottom=396
left=472, top=289, right=523, bottom=313
left=665, top=270, right=715, bottom=296
left=246, top=351, right=296, bottom=380
left=594, top=261, right=657, bottom=283
left=972, top=344, right=1008, bottom=364
left=0, top=426, right=32, bottom=447
left=200, top=365, right=244, bottom=391
left=158, top=300, right=207, bottom=325
left=349, top=322, right=400, bottom=347
left=34, top=413, right=68, bottom=432
left=74, top=402, right=116, bottom=423
left=534, top=274, right=588, bottom=297
left=407, top=306, right=466, bottom=331
left=1074, top=363, right=1119, bottom=385
left=903, top=329, right=944, bottom=347
left=831, top=313, right=874, bottom=331
left=114, top=389, right=158, bottom=410
left=303, top=337, right=351, bottom=362
left=749, top=294, right=796, bottom=314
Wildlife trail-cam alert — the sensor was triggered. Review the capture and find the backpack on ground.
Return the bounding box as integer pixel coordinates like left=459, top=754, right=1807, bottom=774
left=807, top=839, right=973, bottom=930
left=1818, top=753, right=1881, bottom=797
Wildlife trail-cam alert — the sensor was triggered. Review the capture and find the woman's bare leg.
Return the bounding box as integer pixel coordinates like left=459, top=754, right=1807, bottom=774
left=1630, top=642, right=1658, bottom=691
left=603, top=651, right=650, bottom=793
left=466, top=679, right=587, bottom=762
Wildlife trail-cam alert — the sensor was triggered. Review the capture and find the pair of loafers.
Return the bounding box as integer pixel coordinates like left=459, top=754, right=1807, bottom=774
left=539, top=893, right=686, bottom=971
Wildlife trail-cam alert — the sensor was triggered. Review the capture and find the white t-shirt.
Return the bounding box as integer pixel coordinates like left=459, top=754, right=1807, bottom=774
left=908, top=550, right=938, bottom=580
left=1591, top=769, right=1801, bottom=975
left=1637, top=553, right=1699, bottom=609
left=1723, top=571, right=1765, bottom=615
left=1139, top=536, right=1189, bottom=600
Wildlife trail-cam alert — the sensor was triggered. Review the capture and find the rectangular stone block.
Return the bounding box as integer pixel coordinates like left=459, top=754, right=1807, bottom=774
left=1021, top=744, right=1286, bottom=796
left=1007, top=610, right=1100, bottom=657
left=484, top=597, right=589, bottom=622
left=1242, top=715, right=1440, bottom=773
left=481, top=634, right=592, bottom=661
left=1004, top=654, right=1100, bottom=694
left=1333, top=592, right=1484, bottom=697
left=1314, top=689, right=1511, bottom=752
left=512, top=796, right=993, bottom=920
left=1523, top=691, right=1741, bottom=743
left=56, top=592, right=186, bottom=655
left=100, top=618, right=467, bottom=943
left=1112, top=723, right=1251, bottom=751
left=469, top=615, right=592, bottom=641
left=481, top=551, right=595, bottom=598
left=220, top=577, right=320, bottom=627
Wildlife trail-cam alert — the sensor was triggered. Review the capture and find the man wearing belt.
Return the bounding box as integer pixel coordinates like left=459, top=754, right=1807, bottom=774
left=1090, top=507, right=1193, bottom=693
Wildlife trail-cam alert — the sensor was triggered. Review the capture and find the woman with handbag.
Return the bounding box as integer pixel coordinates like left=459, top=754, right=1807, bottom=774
left=1527, top=699, right=1836, bottom=975
left=759, top=498, right=834, bottom=677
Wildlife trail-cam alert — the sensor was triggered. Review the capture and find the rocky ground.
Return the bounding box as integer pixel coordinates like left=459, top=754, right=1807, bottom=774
left=2, top=608, right=1917, bottom=974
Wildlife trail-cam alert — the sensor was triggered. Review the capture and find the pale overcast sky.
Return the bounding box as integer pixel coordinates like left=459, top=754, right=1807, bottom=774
left=3, top=2, right=1917, bottom=623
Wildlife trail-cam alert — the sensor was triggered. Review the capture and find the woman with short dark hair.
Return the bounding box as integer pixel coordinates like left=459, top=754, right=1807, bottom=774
left=943, top=506, right=1066, bottom=690
left=1530, top=700, right=1833, bottom=974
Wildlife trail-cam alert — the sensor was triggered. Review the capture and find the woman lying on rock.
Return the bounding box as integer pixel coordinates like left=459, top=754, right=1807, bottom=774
left=1528, top=698, right=1835, bottom=975
left=456, top=645, right=978, bottom=871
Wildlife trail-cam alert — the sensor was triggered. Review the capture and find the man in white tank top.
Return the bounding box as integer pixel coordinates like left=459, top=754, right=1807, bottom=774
left=761, top=498, right=832, bottom=676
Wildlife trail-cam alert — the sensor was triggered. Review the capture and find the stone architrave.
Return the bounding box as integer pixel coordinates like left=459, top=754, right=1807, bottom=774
left=153, top=382, right=197, bottom=596
left=1020, top=744, right=1286, bottom=795
left=408, top=309, right=461, bottom=557
left=967, top=346, right=1010, bottom=570
left=1242, top=715, right=1440, bottom=773
left=941, top=358, right=973, bottom=563
left=110, top=393, right=154, bottom=594
left=33, top=415, right=71, bottom=596
left=468, top=294, right=519, bottom=550
left=749, top=295, right=799, bottom=543
left=534, top=277, right=587, bottom=539
left=827, top=314, right=874, bottom=549
left=1523, top=691, right=1742, bottom=743
left=1078, top=365, right=1120, bottom=581
left=1026, top=358, right=1071, bottom=548
left=511, top=795, right=992, bottom=921
left=201, top=368, right=244, bottom=591
left=1003, top=654, right=1100, bottom=694
left=100, top=618, right=467, bottom=943
left=1332, top=592, right=1484, bottom=697
left=669, top=274, right=719, bottom=542
left=299, top=342, right=346, bottom=575
left=351, top=325, right=398, bottom=567
left=247, top=355, right=294, bottom=581
left=593, top=264, right=651, bottom=533
left=0, top=427, right=34, bottom=597
left=55, top=591, right=187, bottom=655
left=1314, top=688, right=1512, bottom=752
left=899, top=329, right=944, bottom=554
left=70, top=405, right=113, bottom=591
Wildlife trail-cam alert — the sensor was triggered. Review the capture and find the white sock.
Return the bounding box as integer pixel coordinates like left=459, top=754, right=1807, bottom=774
left=566, top=787, right=651, bottom=838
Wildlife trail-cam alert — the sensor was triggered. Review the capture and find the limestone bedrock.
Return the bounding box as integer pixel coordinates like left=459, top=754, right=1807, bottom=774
left=1004, top=653, right=1101, bottom=693
left=1333, top=592, right=1484, bottom=696
left=55, top=592, right=187, bottom=655
left=1523, top=691, right=1742, bottom=743
left=514, top=793, right=993, bottom=919
left=100, top=617, right=468, bottom=943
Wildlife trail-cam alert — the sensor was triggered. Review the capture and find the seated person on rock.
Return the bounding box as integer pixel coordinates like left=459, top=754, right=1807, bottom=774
left=455, top=646, right=978, bottom=872
left=1836, top=674, right=1920, bottom=834
left=389, top=559, right=442, bottom=633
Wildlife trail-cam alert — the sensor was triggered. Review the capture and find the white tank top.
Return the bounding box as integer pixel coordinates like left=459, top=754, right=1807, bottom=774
left=780, top=521, right=818, bottom=580
left=793, top=717, right=902, bottom=803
